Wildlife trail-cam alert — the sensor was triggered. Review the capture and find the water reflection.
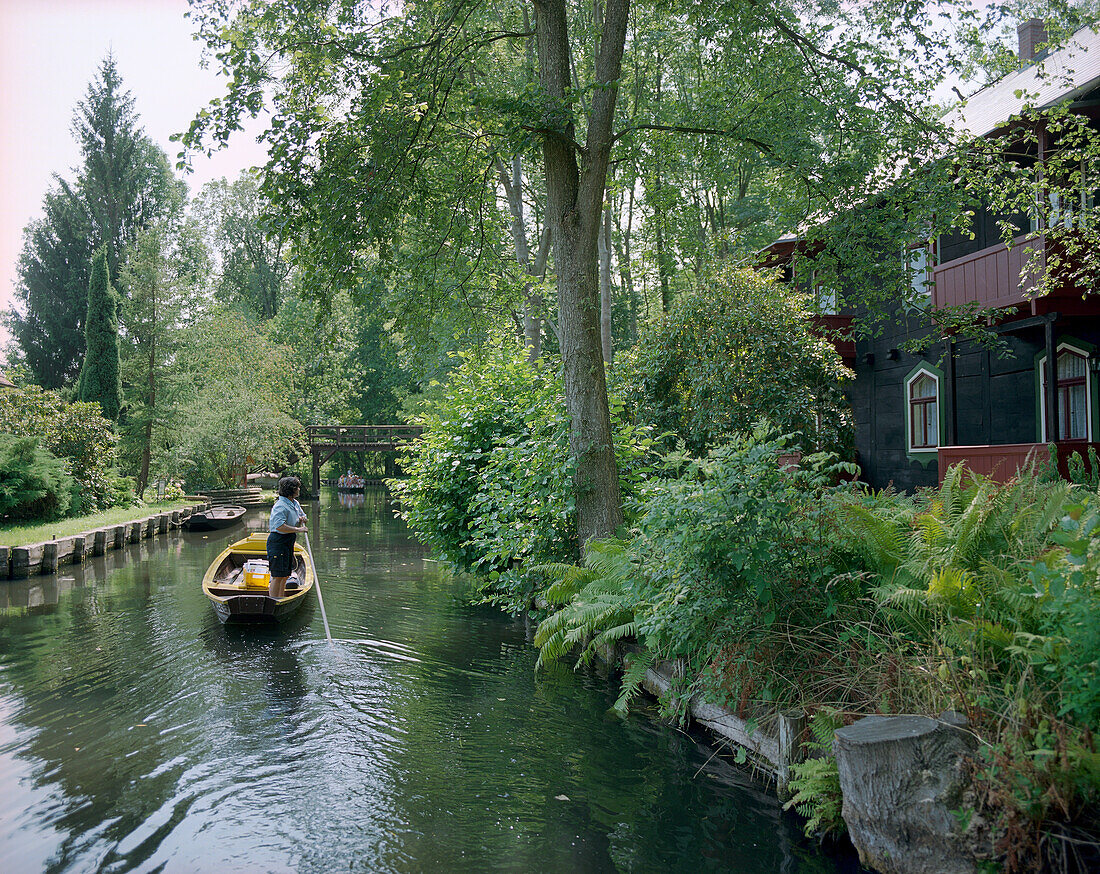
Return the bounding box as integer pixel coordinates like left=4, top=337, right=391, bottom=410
left=0, top=492, right=860, bottom=873
left=338, top=490, right=366, bottom=510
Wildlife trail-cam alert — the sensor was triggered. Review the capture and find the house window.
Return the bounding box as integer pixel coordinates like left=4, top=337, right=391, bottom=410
left=905, top=239, right=938, bottom=302
left=909, top=371, right=939, bottom=450
left=810, top=270, right=838, bottom=315
left=1040, top=345, right=1092, bottom=441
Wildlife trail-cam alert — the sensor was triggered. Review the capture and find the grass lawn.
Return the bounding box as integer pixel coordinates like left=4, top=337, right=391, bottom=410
left=0, top=500, right=199, bottom=548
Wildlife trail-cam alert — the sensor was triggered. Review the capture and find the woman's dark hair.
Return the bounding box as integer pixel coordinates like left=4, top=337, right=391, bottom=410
left=278, top=476, right=301, bottom=497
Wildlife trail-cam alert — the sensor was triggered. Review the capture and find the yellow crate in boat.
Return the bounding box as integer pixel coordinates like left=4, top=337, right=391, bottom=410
left=242, top=559, right=271, bottom=588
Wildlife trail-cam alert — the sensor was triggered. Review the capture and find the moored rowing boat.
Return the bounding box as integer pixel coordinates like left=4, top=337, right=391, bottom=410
left=201, top=533, right=314, bottom=623
left=184, top=505, right=247, bottom=532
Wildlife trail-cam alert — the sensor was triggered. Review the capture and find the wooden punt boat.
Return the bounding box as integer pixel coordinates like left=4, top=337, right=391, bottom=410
left=184, top=504, right=247, bottom=532
left=202, top=533, right=314, bottom=624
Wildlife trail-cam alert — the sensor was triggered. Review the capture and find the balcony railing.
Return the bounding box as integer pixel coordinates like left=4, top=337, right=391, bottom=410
left=932, top=234, right=1044, bottom=311
left=809, top=314, right=856, bottom=363
left=938, top=440, right=1099, bottom=483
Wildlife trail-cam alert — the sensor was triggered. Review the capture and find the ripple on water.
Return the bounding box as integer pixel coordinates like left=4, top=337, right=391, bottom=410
left=0, top=492, right=860, bottom=874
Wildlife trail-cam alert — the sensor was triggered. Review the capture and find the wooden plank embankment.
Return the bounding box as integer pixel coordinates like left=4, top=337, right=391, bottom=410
left=0, top=502, right=208, bottom=578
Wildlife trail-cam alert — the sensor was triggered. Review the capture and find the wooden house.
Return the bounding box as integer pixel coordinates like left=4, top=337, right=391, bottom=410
left=764, top=20, right=1100, bottom=490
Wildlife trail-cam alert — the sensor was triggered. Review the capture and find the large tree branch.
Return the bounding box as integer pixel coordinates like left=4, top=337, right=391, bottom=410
left=578, top=0, right=630, bottom=221
left=749, top=2, right=942, bottom=136
left=614, top=123, right=773, bottom=155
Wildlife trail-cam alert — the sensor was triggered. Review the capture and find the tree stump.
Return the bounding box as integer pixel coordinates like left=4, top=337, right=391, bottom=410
left=834, top=715, right=988, bottom=874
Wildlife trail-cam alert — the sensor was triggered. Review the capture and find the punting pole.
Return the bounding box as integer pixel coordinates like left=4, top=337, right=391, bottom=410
left=302, top=530, right=334, bottom=646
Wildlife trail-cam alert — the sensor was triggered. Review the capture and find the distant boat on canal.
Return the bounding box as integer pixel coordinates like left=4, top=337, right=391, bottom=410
left=183, top=505, right=247, bottom=532
left=337, top=472, right=366, bottom=493
left=201, top=533, right=314, bottom=623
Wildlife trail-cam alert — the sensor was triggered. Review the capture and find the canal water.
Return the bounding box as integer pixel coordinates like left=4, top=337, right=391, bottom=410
left=0, top=489, right=859, bottom=873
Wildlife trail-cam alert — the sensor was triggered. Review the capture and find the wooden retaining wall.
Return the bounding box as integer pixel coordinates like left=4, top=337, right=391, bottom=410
left=0, top=503, right=211, bottom=580
left=640, top=659, right=807, bottom=796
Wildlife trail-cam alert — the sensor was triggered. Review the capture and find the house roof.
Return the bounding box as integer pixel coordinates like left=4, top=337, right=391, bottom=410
left=946, top=24, right=1100, bottom=138
left=0, top=373, right=15, bottom=389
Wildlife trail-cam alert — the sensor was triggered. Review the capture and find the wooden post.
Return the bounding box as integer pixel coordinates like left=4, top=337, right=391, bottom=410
left=0, top=545, right=9, bottom=580
left=776, top=710, right=807, bottom=799
left=157, top=514, right=169, bottom=533
left=943, top=338, right=957, bottom=447
left=92, top=529, right=108, bottom=556
left=71, top=535, right=86, bottom=563
left=1045, top=316, right=1059, bottom=443
left=111, top=525, right=127, bottom=549
left=170, top=511, right=181, bottom=528
left=312, top=446, right=321, bottom=497
left=128, top=521, right=142, bottom=543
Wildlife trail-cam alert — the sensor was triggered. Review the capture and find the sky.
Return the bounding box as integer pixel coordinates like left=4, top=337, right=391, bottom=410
left=0, top=0, right=268, bottom=350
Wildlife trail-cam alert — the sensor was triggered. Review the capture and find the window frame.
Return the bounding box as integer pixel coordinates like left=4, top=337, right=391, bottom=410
left=904, top=238, right=939, bottom=306
left=904, top=363, right=944, bottom=465
left=1038, top=342, right=1094, bottom=442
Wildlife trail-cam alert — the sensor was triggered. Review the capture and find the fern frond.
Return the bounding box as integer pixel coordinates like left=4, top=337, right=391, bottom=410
left=612, top=648, right=656, bottom=718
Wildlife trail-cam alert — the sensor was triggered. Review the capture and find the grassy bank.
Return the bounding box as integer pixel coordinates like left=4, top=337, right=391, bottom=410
left=0, top=500, right=198, bottom=547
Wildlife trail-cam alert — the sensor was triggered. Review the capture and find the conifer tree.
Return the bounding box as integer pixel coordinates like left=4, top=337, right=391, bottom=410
left=78, top=249, right=122, bottom=420
left=10, top=55, right=183, bottom=388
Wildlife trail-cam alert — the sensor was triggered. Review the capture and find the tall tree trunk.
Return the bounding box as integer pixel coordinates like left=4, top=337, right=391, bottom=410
left=651, top=58, right=672, bottom=313
left=496, top=155, right=552, bottom=362
left=599, top=204, right=613, bottom=368
left=614, top=185, right=638, bottom=343
left=535, top=0, right=627, bottom=544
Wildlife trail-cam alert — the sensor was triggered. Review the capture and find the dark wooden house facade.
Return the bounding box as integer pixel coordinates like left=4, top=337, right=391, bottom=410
left=767, top=21, right=1100, bottom=491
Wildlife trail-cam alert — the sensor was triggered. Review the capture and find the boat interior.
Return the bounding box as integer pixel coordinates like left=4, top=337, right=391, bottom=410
left=206, top=552, right=306, bottom=598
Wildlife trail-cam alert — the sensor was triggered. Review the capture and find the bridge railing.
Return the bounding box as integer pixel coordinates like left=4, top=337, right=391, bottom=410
left=307, top=425, right=424, bottom=447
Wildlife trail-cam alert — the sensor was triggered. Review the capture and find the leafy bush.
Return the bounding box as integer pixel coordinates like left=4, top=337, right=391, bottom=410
left=105, top=475, right=138, bottom=509
left=392, top=342, right=651, bottom=611
left=535, top=428, right=858, bottom=714
left=617, top=263, right=853, bottom=456
left=0, top=385, right=119, bottom=511
left=627, top=428, right=854, bottom=663
left=833, top=466, right=1100, bottom=857
left=0, top=435, right=75, bottom=522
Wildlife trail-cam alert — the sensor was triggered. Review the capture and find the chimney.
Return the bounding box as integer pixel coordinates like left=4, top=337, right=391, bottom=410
left=1018, top=17, right=1048, bottom=64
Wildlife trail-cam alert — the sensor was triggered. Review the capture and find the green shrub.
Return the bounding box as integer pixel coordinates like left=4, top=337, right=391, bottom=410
left=628, top=428, right=853, bottom=662
left=0, top=385, right=119, bottom=510
left=105, top=475, right=138, bottom=510
left=534, top=428, right=858, bottom=714
left=0, top=435, right=75, bottom=522
left=617, top=264, right=853, bottom=457
left=392, top=342, right=651, bottom=612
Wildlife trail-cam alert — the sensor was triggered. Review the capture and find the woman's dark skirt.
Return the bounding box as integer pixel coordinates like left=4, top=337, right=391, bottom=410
left=266, top=530, right=297, bottom=577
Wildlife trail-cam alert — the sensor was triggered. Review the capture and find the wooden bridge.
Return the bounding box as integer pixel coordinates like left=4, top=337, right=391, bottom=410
left=308, top=425, right=423, bottom=494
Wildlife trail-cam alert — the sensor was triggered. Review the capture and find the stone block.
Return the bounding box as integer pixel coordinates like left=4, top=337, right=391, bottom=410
left=54, top=536, right=78, bottom=563
left=11, top=543, right=43, bottom=578
left=834, top=714, right=990, bottom=874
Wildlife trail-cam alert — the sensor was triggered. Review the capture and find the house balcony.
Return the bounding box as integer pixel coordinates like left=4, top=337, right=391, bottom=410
left=809, top=314, right=856, bottom=364
left=937, top=440, right=1100, bottom=483
left=932, top=234, right=1044, bottom=312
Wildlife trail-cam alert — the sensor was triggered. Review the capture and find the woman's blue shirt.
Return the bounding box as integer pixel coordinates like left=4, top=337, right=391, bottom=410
left=269, top=496, right=304, bottom=533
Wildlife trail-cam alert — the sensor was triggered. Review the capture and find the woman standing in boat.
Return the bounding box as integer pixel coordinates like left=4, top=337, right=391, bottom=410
left=268, top=476, right=308, bottom=598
